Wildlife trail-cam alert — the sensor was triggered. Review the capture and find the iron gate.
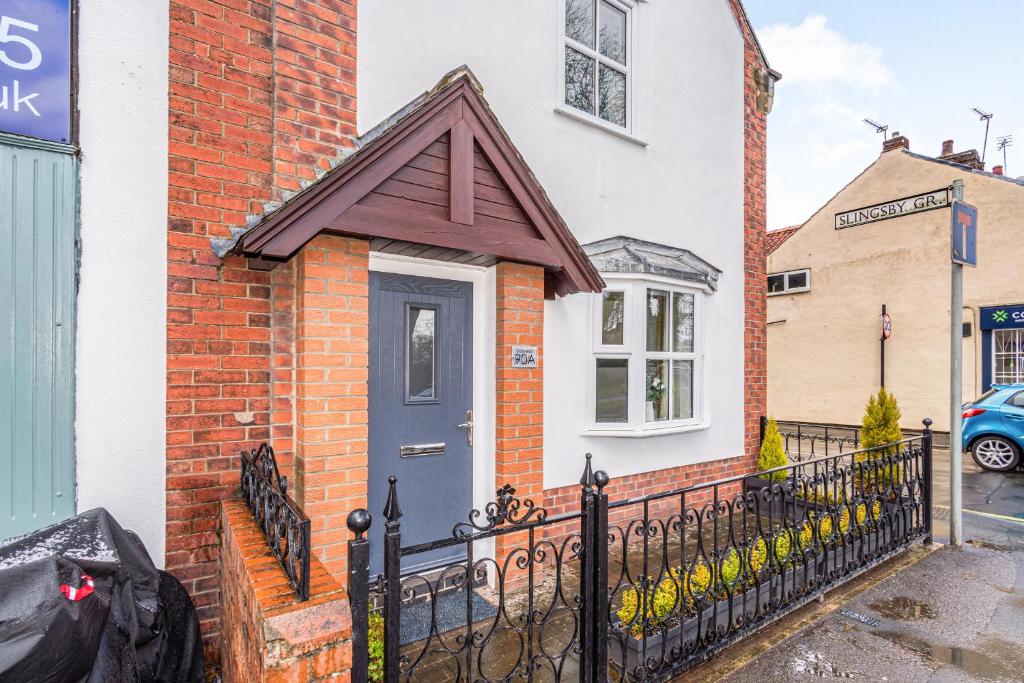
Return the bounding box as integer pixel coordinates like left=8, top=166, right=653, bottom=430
left=346, top=419, right=933, bottom=682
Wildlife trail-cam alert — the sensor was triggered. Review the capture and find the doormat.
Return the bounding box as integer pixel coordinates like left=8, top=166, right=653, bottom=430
left=400, top=590, right=499, bottom=646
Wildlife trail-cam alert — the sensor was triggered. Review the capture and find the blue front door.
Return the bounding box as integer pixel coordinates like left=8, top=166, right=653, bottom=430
left=369, top=273, right=473, bottom=574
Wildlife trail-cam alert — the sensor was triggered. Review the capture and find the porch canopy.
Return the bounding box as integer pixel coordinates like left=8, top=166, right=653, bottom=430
left=230, top=67, right=603, bottom=297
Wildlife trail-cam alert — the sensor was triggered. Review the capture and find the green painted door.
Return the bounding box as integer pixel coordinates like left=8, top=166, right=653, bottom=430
left=0, top=136, right=77, bottom=541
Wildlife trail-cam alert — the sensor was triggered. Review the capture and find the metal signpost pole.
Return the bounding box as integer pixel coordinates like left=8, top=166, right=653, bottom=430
left=949, top=179, right=965, bottom=547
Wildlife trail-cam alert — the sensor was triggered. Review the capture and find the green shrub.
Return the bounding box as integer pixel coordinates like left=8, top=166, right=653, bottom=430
left=368, top=611, right=384, bottom=682
left=860, top=388, right=902, bottom=456
left=616, top=563, right=711, bottom=638
left=773, top=529, right=792, bottom=563
left=758, top=418, right=789, bottom=481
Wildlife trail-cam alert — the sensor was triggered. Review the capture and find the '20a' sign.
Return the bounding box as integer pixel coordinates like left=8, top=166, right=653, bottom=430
left=1, top=1, right=72, bottom=144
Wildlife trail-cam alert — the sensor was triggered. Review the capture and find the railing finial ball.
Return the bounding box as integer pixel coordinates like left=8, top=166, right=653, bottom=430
left=594, top=470, right=609, bottom=492
left=347, top=508, right=372, bottom=539
left=922, top=417, right=933, bottom=429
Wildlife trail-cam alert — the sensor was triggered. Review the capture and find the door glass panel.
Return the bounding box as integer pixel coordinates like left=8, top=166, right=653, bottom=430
left=646, top=289, right=668, bottom=352
left=646, top=359, right=668, bottom=421
left=601, top=291, right=625, bottom=345
left=672, top=360, right=693, bottom=419
left=407, top=306, right=436, bottom=400
left=596, top=358, right=628, bottom=423
left=672, top=292, right=694, bottom=353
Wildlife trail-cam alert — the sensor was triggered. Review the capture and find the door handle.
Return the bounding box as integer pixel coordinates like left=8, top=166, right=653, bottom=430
left=458, top=410, right=474, bottom=447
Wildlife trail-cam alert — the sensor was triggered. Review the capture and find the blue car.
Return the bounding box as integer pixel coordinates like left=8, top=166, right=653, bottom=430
left=962, top=384, right=1024, bottom=472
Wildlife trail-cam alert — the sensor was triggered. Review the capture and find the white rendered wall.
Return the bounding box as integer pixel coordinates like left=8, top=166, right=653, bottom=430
left=359, top=1, right=746, bottom=489
left=76, top=1, right=169, bottom=564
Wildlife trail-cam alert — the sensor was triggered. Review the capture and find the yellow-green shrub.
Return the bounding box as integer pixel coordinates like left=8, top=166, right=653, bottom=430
left=758, top=418, right=789, bottom=481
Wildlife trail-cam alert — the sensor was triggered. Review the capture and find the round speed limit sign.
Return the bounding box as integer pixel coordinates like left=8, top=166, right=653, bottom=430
left=881, top=313, right=892, bottom=339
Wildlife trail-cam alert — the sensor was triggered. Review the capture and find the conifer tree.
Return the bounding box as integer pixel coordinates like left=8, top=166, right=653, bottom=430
left=758, top=418, right=788, bottom=481
left=860, top=388, right=902, bottom=456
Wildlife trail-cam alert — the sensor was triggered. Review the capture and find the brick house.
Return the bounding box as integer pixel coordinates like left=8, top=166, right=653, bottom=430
left=163, top=0, right=776, bottom=669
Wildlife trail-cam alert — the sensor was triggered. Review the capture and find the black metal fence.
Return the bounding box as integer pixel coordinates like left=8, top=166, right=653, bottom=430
left=240, top=444, right=312, bottom=601
left=762, top=417, right=862, bottom=461
left=348, top=420, right=933, bottom=682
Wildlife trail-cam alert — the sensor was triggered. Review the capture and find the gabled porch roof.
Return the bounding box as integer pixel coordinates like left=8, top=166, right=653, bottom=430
left=230, top=67, right=604, bottom=297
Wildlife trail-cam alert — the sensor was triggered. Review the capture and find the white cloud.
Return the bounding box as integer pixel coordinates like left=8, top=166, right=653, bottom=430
left=759, top=15, right=893, bottom=90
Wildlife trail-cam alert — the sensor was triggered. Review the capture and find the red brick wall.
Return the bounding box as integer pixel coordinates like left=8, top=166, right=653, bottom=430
left=167, top=0, right=356, bottom=650
left=494, top=263, right=545, bottom=558
left=219, top=499, right=352, bottom=682
left=731, top=0, right=770, bottom=462
left=294, top=236, right=369, bottom=579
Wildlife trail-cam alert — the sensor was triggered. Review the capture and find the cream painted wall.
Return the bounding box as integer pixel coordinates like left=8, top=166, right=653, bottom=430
left=768, top=149, right=1024, bottom=433
left=76, top=1, right=169, bottom=563
left=359, top=1, right=747, bottom=488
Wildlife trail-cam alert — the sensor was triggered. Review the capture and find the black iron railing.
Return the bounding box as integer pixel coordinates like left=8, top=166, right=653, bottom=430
left=240, top=444, right=311, bottom=601
left=347, top=420, right=933, bottom=682
left=762, top=416, right=862, bottom=461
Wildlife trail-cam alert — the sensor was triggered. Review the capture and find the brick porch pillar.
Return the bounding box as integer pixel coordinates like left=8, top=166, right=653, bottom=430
left=494, top=262, right=545, bottom=559
left=294, top=235, right=369, bottom=578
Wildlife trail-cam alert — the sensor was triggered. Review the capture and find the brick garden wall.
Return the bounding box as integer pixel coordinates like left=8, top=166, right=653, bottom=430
left=219, top=499, right=352, bottom=681
left=167, top=0, right=356, bottom=650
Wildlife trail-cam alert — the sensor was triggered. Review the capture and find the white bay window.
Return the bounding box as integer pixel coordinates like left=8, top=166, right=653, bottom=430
left=591, top=279, right=704, bottom=433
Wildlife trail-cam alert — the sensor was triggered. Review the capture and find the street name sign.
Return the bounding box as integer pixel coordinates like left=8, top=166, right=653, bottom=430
left=0, top=0, right=72, bottom=143
left=834, top=188, right=949, bottom=230
left=951, top=200, right=977, bottom=267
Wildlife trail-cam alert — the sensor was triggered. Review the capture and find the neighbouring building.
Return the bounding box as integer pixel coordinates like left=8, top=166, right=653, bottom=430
left=767, top=133, right=1024, bottom=432
left=3, top=0, right=776, bottom=674
left=1, top=2, right=167, bottom=553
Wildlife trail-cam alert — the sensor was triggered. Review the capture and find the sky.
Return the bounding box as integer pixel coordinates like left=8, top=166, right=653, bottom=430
left=744, top=1, right=1024, bottom=230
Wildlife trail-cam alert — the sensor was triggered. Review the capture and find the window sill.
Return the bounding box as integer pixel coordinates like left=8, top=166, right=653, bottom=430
left=553, top=105, right=649, bottom=147
left=767, top=289, right=810, bottom=297
left=580, top=419, right=711, bottom=438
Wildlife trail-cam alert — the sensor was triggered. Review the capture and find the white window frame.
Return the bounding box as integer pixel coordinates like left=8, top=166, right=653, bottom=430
left=586, top=275, right=708, bottom=437
left=557, top=0, right=640, bottom=141
left=767, top=268, right=811, bottom=296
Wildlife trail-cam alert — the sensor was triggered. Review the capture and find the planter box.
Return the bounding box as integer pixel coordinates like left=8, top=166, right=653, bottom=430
left=610, top=567, right=812, bottom=680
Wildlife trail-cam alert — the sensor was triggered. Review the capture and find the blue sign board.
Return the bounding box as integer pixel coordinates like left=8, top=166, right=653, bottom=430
left=980, top=305, right=1024, bottom=331
left=0, top=1, right=72, bottom=144
left=951, top=199, right=977, bottom=267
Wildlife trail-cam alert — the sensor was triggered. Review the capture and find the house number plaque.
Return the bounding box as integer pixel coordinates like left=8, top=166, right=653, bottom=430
left=511, top=345, right=538, bottom=368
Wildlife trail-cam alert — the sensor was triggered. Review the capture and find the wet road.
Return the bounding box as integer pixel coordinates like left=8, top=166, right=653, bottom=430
left=721, top=455, right=1024, bottom=682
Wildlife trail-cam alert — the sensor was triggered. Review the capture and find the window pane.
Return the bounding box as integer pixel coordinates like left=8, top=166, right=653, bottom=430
left=596, top=358, right=628, bottom=422
left=767, top=274, right=785, bottom=293
left=645, top=359, right=669, bottom=421
left=646, top=289, right=668, bottom=352
left=601, top=291, right=625, bottom=345
left=672, top=292, right=694, bottom=353
left=787, top=271, right=808, bottom=289
left=565, top=47, right=596, bottom=114
left=408, top=307, right=436, bottom=399
left=599, top=1, right=626, bottom=64
left=672, top=360, right=693, bottom=419
left=565, top=0, right=595, bottom=47
left=598, top=65, right=626, bottom=127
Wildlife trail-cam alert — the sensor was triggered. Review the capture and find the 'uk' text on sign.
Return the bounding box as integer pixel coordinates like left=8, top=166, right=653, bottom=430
left=834, top=188, right=949, bottom=230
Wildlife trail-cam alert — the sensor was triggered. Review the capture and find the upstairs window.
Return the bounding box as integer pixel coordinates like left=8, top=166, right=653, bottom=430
left=767, top=269, right=811, bottom=295
left=563, top=0, right=630, bottom=128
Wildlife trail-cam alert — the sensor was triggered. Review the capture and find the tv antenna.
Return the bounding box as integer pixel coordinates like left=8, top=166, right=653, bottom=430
left=863, top=118, right=888, bottom=137
left=972, top=107, right=993, bottom=163
left=996, top=135, right=1013, bottom=174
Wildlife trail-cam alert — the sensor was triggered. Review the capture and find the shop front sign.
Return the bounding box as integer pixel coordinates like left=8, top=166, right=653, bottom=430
left=0, top=1, right=72, bottom=143
left=981, top=305, right=1024, bottom=331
